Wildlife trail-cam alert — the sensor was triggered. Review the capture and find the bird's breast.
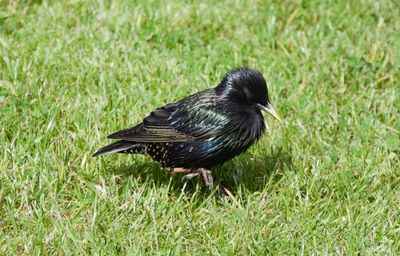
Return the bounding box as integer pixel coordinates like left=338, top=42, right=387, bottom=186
left=224, top=112, right=265, bottom=151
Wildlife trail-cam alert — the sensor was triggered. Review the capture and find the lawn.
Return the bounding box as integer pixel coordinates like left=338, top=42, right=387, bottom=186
left=1, top=0, right=399, bottom=254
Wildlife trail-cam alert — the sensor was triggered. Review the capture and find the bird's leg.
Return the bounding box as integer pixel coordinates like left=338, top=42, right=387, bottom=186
left=167, top=167, right=192, bottom=173
left=181, top=168, right=213, bottom=190
left=168, top=167, right=200, bottom=182
left=168, top=167, right=198, bottom=182
left=198, top=168, right=213, bottom=190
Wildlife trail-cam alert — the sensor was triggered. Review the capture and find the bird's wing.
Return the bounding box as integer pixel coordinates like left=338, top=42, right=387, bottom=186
left=107, top=90, right=230, bottom=143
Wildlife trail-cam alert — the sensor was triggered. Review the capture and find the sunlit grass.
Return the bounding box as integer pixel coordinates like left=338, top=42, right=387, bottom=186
left=1, top=0, right=399, bottom=254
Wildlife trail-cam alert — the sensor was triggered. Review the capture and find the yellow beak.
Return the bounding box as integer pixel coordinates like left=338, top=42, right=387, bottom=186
left=257, top=103, right=282, bottom=122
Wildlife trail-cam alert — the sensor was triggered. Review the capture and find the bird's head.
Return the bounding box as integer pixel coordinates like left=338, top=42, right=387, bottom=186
left=216, top=68, right=281, bottom=122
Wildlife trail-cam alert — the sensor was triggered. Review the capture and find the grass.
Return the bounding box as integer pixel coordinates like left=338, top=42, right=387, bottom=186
left=1, top=0, right=399, bottom=254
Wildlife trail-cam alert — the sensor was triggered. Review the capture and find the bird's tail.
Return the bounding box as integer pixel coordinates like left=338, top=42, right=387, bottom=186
left=93, top=140, right=146, bottom=157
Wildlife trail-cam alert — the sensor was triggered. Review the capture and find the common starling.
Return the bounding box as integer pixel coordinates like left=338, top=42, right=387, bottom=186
left=94, top=68, right=281, bottom=190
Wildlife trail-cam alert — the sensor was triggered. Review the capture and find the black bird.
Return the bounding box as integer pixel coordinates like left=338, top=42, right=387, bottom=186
left=94, top=68, right=281, bottom=189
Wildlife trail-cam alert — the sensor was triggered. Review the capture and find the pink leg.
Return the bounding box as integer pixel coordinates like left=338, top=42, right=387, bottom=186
left=167, top=167, right=192, bottom=173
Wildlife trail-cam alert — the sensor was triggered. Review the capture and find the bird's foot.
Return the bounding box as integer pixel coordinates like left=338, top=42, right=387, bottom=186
left=180, top=168, right=213, bottom=190
left=198, top=168, right=213, bottom=190
left=182, top=172, right=200, bottom=181
left=170, top=167, right=227, bottom=196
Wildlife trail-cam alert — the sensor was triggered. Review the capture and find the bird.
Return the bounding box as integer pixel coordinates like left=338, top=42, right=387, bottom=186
left=93, top=68, right=282, bottom=190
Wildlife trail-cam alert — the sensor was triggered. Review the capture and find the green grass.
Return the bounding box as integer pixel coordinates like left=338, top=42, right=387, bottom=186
left=1, top=0, right=399, bottom=254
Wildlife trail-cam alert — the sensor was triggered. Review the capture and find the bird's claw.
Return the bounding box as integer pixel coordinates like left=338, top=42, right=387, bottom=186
left=182, top=172, right=199, bottom=182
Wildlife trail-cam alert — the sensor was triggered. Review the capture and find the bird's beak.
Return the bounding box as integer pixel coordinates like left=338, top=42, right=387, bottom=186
left=257, top=103, right=282, bottom=122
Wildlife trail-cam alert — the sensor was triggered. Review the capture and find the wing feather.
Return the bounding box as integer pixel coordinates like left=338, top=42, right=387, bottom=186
left=107, top=89, right=230, bottom=142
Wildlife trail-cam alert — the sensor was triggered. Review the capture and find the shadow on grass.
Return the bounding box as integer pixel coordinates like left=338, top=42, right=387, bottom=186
left=215, top=147, right=294, bottom=193
left=108, top=147, right=294, bottom=195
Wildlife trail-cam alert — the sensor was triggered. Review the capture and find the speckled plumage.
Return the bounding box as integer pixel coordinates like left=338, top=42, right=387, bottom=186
left=94, top=68, right=277, bottom=173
